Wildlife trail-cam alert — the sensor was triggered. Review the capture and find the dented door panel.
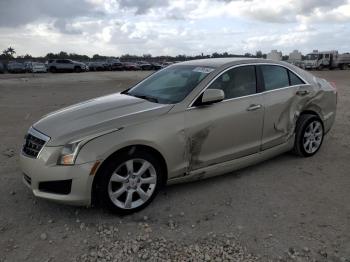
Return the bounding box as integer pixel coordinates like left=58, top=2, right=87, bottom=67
left=184, top=95, right=264, bottom=171
left=261, top=81, right=336, bottom=150
left=261, top=85, right=303, bottom=150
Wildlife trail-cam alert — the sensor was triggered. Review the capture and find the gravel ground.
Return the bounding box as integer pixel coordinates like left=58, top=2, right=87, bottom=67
left=0, top=70, right=349, bottom=262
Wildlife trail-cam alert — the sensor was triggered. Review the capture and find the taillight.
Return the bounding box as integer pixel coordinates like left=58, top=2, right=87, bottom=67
left=329, top=81, right=338, bottom=104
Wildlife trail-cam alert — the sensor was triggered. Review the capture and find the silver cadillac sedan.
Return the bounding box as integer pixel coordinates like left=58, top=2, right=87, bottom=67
left=20, top=58, right=337, bottom=214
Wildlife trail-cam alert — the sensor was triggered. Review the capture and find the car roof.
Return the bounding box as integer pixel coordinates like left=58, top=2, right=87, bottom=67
left=176, top=58, right=287, bottom=68
left=175, top=57, right=313, bottom=84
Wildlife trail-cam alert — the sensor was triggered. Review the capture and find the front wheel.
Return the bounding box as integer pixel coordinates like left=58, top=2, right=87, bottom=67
left=96, top=150, right=164, bottom=214
left=294, top=114, right=324, bottom=157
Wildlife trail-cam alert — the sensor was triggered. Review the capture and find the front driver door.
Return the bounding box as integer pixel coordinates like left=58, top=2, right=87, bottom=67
left=184, top=65, right=264, bottom=171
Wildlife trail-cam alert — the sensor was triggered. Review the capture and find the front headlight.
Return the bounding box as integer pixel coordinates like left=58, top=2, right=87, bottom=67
left=58, top=140, right=84, bottom=165
left=57, top=127, right=124, bottom=166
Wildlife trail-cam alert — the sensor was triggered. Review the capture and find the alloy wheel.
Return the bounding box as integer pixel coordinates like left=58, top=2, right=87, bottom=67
left=108, top=158, right=157, bottom=209
left=303, top=120, right=323, bottom=154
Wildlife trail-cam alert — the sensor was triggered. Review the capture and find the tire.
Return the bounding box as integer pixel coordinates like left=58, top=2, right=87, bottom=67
left=50, top=67, right=57, bottom=73
left=340, top=64, right=349, bottom=70
left=96, top=149, right=164, bottom=214
left=318, top=65, right=323, bottom=71
left=293, top=114, right=324, bottom=157
left=74, top=66, right=82, bottom=73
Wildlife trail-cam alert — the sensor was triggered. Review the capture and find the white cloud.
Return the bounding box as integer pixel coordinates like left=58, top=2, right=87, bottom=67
left=0, top=0, right=350, bottom=56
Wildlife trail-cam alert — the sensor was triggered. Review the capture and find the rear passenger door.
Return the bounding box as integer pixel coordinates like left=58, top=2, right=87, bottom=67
left=258, top=65, right=306, bottom=150
left=56, top=60, right=67, bottom=70
left=62, top=60, right=74, bottom=70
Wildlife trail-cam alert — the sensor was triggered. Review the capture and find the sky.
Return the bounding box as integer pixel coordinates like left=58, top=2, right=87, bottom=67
left=0, top=0, right=350, bottom=57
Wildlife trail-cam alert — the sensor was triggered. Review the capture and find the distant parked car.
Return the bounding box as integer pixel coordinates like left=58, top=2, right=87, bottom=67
left=29, top=62, right=47, bottom=73
left=24, top=61, right=33, bottom=72
left=112, top=62, right=124, bottom=71
left=151, top=62, right=163, bottom=70
left=0, top=62, right=4, bottom=73
left=48, top=59, right=88, bottom=73
left=136, top=61, right=153, bottom=70
left=162, top=62, right=174, bottom=67
left=123, top=62, right=141, bottom=71
left=7, top=62, right=26, bottom=73
left=106, top=59, right=124, bottom=71
left=87, top=61, right=106, bottom=71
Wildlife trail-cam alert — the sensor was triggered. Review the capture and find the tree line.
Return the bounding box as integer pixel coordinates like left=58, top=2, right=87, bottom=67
left=1, top=47, right=273, bottom=63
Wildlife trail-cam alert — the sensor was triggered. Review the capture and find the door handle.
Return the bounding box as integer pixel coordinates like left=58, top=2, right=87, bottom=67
left=296, top=90, right=310, bottom=96
left=247, top=104, right=262, bottom=111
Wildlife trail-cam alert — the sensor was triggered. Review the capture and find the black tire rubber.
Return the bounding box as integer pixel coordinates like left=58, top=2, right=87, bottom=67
left=96, top=149, right=164, bottom=215
left=74, top=67, right=82, bottom=73
left=49, top=67, right=57, bottom=73
left=293, top=114, right=324, bottom=157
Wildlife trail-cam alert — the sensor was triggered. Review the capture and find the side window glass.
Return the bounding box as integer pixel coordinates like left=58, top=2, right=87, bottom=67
left=288, top=70, right=305, bottom=86
left=208, top=66, right=256, bottom=99
left=261, top=65, right=289, bottom=91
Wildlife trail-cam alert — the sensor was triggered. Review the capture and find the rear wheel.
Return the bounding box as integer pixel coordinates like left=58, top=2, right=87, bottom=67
left=96, top=150, right=164, bottom=214
left=50, top=67, right=57, bottom=73
left=340, top=64, right=349, bottom=70
left=74, top=66, right=82, bottom=73
left=294, top=114, right=324, bottom=157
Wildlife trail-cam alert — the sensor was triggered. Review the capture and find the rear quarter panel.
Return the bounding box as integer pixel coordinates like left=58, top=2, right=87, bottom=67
left=284, top=65, right=337, bottom=133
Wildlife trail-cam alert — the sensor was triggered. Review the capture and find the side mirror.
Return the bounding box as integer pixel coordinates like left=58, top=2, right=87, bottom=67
left=199, top=89, right=225, bottom=106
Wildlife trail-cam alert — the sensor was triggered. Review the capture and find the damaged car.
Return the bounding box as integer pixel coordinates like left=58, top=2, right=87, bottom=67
left=20, top=58, right=337, bottom=214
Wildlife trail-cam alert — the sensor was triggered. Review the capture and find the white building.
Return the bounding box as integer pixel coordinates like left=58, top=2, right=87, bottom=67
left=266, top=50, right=282, bottom=61
left=289, top=50, right=302, bottom=62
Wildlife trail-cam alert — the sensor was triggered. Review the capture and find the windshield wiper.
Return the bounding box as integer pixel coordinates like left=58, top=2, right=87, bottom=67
left=133, top=94, right=159, bottom=103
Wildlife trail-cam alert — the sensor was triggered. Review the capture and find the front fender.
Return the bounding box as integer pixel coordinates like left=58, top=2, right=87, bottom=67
left=75, top=112, right=187, bottom=180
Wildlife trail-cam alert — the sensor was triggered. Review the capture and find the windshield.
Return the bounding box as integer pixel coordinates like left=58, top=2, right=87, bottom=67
left=305, top=54, right=318, bottom=60
left=126, top=65, right=214, bottom=104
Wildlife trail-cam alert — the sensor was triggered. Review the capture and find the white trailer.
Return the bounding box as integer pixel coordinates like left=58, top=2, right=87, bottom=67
left=302, top=50, right=350, bottom=70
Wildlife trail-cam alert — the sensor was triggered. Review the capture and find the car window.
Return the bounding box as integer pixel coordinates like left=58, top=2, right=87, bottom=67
left=208, top=65, right=256, bottom=99
left=127, top=65, right=213, bottom=104
left=288, top=70, right=305, bottom=86
left=260, top=65, right=289, bottom=91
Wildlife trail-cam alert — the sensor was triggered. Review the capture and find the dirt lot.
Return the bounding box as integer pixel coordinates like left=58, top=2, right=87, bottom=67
left=0, top=70, right=349, bottom=262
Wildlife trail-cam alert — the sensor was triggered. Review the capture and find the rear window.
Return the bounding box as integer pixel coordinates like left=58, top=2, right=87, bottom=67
left=288, top=71, right=305, bottom=86
left=260, top=65, right=289, bottom=91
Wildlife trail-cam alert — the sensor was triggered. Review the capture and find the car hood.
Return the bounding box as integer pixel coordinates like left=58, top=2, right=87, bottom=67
left=33, top=93, right=173, bottom=146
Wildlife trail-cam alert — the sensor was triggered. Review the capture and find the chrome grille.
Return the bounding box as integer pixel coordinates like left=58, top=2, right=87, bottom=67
left=22, top=127, right=50, bottom=158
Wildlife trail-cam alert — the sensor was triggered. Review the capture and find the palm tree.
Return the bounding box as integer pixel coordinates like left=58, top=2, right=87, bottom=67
left=2, top=47, right=16, bottom=57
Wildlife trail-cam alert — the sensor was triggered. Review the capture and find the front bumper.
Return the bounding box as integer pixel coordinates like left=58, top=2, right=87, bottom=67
left=20, top=146, right=96, bottom=206
left=32, top=68, right=47, bottom=73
